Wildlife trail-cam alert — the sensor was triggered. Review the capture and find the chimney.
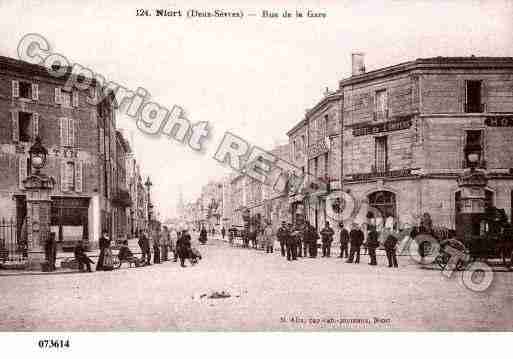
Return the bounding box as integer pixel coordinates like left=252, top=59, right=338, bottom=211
left=351, top=52, right=366, bottom=76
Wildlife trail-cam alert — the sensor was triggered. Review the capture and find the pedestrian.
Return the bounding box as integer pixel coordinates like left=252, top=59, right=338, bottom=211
left=384, top=233, right=399, bottom=268
left=44, top=232, right=57, bottom=271
left=339, top=223, right=349, bottom=258
left=140, top=231, right=151, bottom=265
left=296, top=224, right=304, bottom=258
left=228, top=227, right=234, bottom=246
left=172, top=230, right=179, bottom=262
left=367, top=225, right=380, bottom=266
left=276, top=221, right=288, bottom=257
left=320, top=222, right=335, bottom=257
left=176, top=229, right=192, bottom=268
left=251, top=229, right=258, bottom=249
left=162, top=227, right=169, bottom=261
left=286, top=223, right=298, bottom=261
left=221, top=227, right=226, bottom=240
left=96, top=230, right=111, bottom=271
left=308, top=224, right=320, bottom=258
left=263, top=222, right=274, bottom=253
left=74, top=240, right=94, bottom=272
left=153, top=230, right=161, bottom=264
left=199, top=226, right=208, bottom=245
left=347, top=223, right=364, bottom=263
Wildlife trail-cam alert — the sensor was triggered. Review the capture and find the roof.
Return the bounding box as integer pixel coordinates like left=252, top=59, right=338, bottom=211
left=339, top=56, right=513, bottom=88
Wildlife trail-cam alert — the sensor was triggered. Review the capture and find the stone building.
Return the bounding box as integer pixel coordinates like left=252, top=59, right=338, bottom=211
left=340, top=56, right=513, bottom=229
left=287, top=92, right=343, bottom=230
left=112, top=130, right=131, bottom=240
left=0, top=56, right=121, bottom=249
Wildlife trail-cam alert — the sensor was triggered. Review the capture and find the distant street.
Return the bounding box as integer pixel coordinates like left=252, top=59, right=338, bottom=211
left=0, top=237, right=512, bottom=331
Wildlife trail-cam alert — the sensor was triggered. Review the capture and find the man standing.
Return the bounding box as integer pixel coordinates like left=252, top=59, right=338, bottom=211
left=141, top=231, right=151, bottom=266
left=286, top=223, right=298, bottom=261
left=263, top=222, right=274, bottom=253
left=176, top=229, right=192, bottom=268
left=153, top=230, right=161, bottom=264
left=221, top=227, right=226, bottom=240
left=308, top=223, right=319, bottom=258
left=44, top=232, right=57, bottom=271
left=367, top=225, right=380, bottom=265
left=199, top=226, right=208, bottom=244
left=347, top=223, right=364, bottom=263
left=320, top=221, right=335, bottom=257
left=339, top=223, right=349, bottom=259
left=384, top=233, right=399, bottom=268
left=276, top=221, right=288, bottom=257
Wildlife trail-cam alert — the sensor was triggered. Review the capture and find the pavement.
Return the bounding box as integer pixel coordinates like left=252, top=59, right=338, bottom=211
left=0, top=236, right=512, bottom=331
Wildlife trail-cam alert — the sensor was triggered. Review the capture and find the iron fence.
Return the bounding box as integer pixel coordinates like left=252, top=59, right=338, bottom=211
left=0, top=218, right=27, bottom=263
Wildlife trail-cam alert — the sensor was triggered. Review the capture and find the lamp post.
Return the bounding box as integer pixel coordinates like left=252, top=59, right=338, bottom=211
left=144, top=176, right=153, bottom=225
left=456, top=144, right=487, bottom=244
left=23, top=136, right=55, bottom=270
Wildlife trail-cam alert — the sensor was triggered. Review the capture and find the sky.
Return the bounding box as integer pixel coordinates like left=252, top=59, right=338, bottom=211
left=1, top=0, right=512, bottom=219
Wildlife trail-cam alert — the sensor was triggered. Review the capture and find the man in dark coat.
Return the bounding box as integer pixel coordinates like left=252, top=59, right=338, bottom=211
left=221, top=227, right=226, bottom=240
left=139, top=231, right=151, bottom=265
left=384, top=233, right=399, bottom=267
left=320, top=221, right=335, bottom=257
left=176, top=229, right=192, bottom=267
left=367, top=226, right=380, bottom=265
left=339, top=223, right=349, bottom=258
left=307, top=224, right=320, bottom=258
left=199, top=226, right=208, bottom=244
left=276, top=221, right=288, bottom=257
left=44, top=232, right=57, bottom=271
left=74, top=240, right=93, bottom=272
left=347, top=224, right=364, bottom=263
left=286, top=223, right=298, bottom=261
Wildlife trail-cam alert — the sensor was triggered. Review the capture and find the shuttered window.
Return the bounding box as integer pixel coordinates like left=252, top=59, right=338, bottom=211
left=61, top=161, right=75, bottom=191
left=19, top=156, right=28, bottom=189
left=375, top=89, right=388, bottom=119
left=60, top=118, right=78, bottom=147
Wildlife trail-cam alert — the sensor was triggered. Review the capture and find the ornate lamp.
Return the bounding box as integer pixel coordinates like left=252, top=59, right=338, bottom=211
left=464, top=143, right=481, bottom=171
left=28, top=136, right=48, bottom=174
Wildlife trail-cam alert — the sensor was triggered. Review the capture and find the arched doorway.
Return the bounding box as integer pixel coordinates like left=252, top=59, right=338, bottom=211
left=367, top=191, right=397, bottom=227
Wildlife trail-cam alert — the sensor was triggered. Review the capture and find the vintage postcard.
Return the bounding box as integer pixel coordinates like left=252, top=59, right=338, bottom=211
left=0, top=1, right=512, bottom=350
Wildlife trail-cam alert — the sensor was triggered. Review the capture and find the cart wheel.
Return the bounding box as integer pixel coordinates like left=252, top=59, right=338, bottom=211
left=113, top=257, right=121, bottom=269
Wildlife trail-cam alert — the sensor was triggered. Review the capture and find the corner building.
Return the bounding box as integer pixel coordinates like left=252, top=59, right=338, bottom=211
left=340, top=57, right=513, bottom=228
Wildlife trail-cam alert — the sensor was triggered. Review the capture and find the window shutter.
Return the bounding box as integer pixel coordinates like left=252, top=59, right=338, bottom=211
left=60, top=118, right=68, bottom=146
left=481, top=81, right=487, bottom=112
left=72, top=91, right=79, bottom=107
left=74, top=118, right=80, bottom=148
left=68, top=118, right=74, bottom=147
left=55, top=87, right=61, bottom=104
left=99, top=128, right=105, bottom=154
left=31, top=83, right=39, bottom=100
left=11, top=110, right=19, bottom=142
left=19, top=157, right=27, bottom=189
left=32, top=113, right=39, bottom=139
left=12, top=80, right=19, bottom=98
left=60, top=160, right=67, bottom=191
left=75, top=161, right=83, bottom=192
left=369, top=92, right=375, bottom=121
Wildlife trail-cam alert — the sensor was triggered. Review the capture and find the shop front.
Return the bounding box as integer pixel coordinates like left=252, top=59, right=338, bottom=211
left=50, top=196, right=90, bottom=251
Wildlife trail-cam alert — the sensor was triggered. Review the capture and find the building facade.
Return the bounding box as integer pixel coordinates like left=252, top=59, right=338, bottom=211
left=0, top=56, right=151, bottom=250
left=340, top=56, right=513, bottom=230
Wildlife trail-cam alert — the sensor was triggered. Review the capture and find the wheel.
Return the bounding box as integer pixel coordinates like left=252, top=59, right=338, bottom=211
left=112, top=257, right=121, bottom=269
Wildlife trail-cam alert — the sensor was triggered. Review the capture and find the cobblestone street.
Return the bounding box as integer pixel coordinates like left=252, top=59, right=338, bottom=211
left=1, top=238, right=512, bottom=331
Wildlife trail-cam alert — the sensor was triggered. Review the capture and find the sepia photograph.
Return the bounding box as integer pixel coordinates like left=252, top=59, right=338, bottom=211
left=0, top=0, right=512, bottom=355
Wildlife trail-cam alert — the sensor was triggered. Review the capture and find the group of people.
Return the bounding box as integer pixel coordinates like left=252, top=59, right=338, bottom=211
left=234, top=220, right=400, bottom=268
left=73, top=227, right=202, bottom=272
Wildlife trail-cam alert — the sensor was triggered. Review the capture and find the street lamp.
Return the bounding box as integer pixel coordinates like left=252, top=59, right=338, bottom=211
left=28, top=136, right=48, bottom=174
left=144, top=176, right=153, bottom=223
left=464, top=143, right=481, bottom=171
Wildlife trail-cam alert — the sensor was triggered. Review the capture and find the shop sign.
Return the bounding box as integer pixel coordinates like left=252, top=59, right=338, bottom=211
left=349, top=168, right=413, bottom=181
left=485, top=116, right=513, bottom=127
left=353, top=116, right=412, bottom=137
